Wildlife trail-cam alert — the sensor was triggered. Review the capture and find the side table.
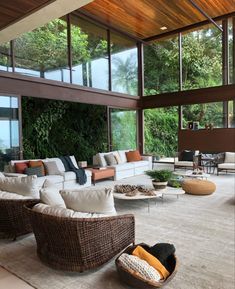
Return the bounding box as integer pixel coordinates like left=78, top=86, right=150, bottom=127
left=86, top=167, right=115, bottom=185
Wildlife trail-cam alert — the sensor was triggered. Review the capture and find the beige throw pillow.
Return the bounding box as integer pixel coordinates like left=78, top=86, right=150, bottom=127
left=43, top=161, right=61, bottom=175
left=104, top=153, right=117, bottom=166
left=0, top=172, right=5, bottom=179
left=40, top=186, right=66, bottom=208
left=224, top=152, right=235, bottom=163
left=0, top=175, right=39, bottom=198
left=60, top=188, right=116, bottom=215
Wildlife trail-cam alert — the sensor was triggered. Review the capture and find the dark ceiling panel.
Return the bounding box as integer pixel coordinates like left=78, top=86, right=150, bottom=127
left=79, top=0, right=235, bottom=39
left=0, top=0, right=54, bottom=30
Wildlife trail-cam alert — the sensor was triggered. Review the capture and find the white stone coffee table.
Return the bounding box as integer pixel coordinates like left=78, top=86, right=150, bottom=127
left=157, top=187, right=185, bottom=201
left=175, top=170, right=210, bottom=180
left=113, top=192, right=160, bottom=213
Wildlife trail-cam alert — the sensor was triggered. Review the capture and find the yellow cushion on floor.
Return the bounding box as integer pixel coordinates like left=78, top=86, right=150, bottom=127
left=182, top=179, right=216, bottom=195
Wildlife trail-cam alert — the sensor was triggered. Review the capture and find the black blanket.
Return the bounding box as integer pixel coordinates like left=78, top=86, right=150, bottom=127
left=59, top=156, right=87, bottom=185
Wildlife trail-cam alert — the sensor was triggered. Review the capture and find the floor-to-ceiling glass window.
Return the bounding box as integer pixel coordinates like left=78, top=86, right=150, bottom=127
left=144, top=107, right=178, bottom=157
left=182, top=102, right=225, bottom=129
left=229, top=18, right=234, bottom=84
left=182, top=22, right=222, bottom=90
left=70, top=15, right=108, bottom=90
left=111, top=33, right=138, bottom=96
left=144, top=36, right=179, bottom=95
left=228, top=100, right=235, bottom=128
left=0, top=42, right=12, bottom=72
left=14, top=19, right=70, bottom=82
left=110, top=108, right=137, bottom=150
left=0, top=95, right=20, bottom=170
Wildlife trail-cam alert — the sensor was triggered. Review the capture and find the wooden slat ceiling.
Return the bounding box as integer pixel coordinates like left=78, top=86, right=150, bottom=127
left=0, top=0, right=54, bottom=30
left=79, top=0, right=235, bottom=40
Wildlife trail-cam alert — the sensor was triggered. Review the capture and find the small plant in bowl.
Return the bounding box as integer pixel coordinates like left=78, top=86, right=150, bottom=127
left=145, top=169, right=173, bottom=190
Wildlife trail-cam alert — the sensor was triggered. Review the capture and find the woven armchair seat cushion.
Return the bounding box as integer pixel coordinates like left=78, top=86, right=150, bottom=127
left=0, top=191, right=33, bottom=200
left=182, top=179, right=216, bottom=195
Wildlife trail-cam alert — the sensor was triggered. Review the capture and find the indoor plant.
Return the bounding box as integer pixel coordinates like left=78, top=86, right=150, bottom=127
left=145, top=169, right=173, bottom=190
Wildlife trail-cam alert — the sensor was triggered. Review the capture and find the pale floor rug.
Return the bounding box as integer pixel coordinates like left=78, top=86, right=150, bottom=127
left=0, top=174, right=234, bottom=289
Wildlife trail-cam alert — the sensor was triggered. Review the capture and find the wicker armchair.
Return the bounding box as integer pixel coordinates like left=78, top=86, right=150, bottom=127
left=25, top=204, right=135, bottom=272
left=0, top=198, right=39, bottom=240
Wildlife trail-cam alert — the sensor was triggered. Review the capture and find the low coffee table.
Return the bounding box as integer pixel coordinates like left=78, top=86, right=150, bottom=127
left=87, top=167, right=115, bottom=185
left=113, top=192, right=160, bottom=213
left=175, top=170, right=210, bottom=180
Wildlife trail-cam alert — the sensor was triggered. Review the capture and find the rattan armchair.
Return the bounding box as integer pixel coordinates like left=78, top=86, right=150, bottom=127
left=25, top=204, right=135, bottom=272
left=0, top=198, right=39, bottom=240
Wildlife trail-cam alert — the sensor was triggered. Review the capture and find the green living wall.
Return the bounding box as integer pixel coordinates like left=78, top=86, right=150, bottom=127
left=22, top=97, right=108, bottom=163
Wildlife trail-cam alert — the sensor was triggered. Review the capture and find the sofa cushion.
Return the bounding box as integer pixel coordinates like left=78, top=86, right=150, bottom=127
left=118, top=150, right=129, bottom=163
left=132, top=160, right=149, bottom=168
left=45, top=158, right=65, bottom=172
left=180, top=150, right=194, bottom=161
left=218, top=163, right=235, bottom=169
left=126, top=150, right=142, bottom=162
left=33, top=203, right=111, bottom=218
left=62, top=170, right=91, bottom=182
left=0, top=175, right=39, bottom=198
left=97, top=153, right=107, bottom=167
left=104, top=153, right=117, bottom=166
left=0, top=191, right=32, bottom=200
left=60, top=188, right=116, bottom=215
left=224, top=152, right=235, bottom=163
left=43, top=161, right=61, bottom=175
left=111, top=162, right=135, bottom=172
left=15, top=161, right=29, bottom=174
left=70, top=155, right=79, bottom=169
left=29, top=160, right=45, bottom=176
left=35, top=175, right=64, bottom=188
left=25, top=166, right=44, bottom=177
left=40, top=179, right=66, bottom=208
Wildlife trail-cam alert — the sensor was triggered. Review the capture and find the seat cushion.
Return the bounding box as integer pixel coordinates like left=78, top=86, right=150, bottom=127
left=112, top=162, right=135, bottom=172
left=175, top=161, right=193, bottom=167
left=132, top=160, right=149, bottom=168
left=35, top=175, right=64, bottom=188
left=63, top=170, right=91, bottom=181
left=218, top=163, right=235, bottom=169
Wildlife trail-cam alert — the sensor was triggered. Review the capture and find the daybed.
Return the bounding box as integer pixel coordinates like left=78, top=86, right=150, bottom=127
left=93, top=150, right=152, bottom=180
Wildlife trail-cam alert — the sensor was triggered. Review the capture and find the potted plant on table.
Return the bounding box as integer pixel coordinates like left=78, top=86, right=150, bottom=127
left=145, top=169, right=173, bottom=190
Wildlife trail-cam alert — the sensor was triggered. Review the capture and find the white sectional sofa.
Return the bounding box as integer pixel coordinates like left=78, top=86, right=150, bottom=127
left=93, top=150, right=152, bottom=180
left=4, top=156, right=92, bottom=190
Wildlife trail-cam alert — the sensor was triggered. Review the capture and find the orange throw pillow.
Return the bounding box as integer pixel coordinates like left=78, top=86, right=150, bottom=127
left=132, top=245, right=170, bottom=280
left=126, top=150, right=142, bottom=162
left=15, top=162, right=29, bottom=174
left=29, top=160, right=45, bottom=176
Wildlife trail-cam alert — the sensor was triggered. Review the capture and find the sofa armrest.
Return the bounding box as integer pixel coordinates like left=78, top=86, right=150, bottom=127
left=3, top=172, right=28, bottom=178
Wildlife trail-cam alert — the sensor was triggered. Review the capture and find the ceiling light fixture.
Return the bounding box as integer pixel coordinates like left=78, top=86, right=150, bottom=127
left=160, top=26, right=167, bottom=31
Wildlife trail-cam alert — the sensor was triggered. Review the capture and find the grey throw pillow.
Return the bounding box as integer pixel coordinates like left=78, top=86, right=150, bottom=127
left=25, top=166, right=43, bottom=177
left=104, top=154, right=117, bottom=166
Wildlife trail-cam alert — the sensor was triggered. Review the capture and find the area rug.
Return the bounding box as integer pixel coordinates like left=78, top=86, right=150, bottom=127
left=0, top=174, right=234, bottom=289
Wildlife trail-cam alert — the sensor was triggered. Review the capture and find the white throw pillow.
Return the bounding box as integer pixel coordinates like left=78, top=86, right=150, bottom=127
left=0, top=175, right=39, bottom=198
left=70, top=155, right=79, bottom=169
left=112, top=151, right=122, bottom=164
left=60, top=188, right=116, bottom=215
left=0, top=172, right=5, bottom=179
left=97, top=153, right=107, bottom=167
left=118, top=150, right=129, bottom=163
left=224, top=152, right=235, bottom=163
left=43, top=161, right=61, bottom=175
left=40, top=185, right=66, bottom=208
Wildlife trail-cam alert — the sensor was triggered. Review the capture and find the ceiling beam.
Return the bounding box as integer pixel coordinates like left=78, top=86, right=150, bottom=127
left=188, top=0, right=223, bottom=32
left=0, top=0, right=93, bottom=44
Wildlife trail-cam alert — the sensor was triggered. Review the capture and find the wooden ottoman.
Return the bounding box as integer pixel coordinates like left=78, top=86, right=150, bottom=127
left=182, top=179, right=216, bottom=195
left=87, top=168, right=115, bottom=185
